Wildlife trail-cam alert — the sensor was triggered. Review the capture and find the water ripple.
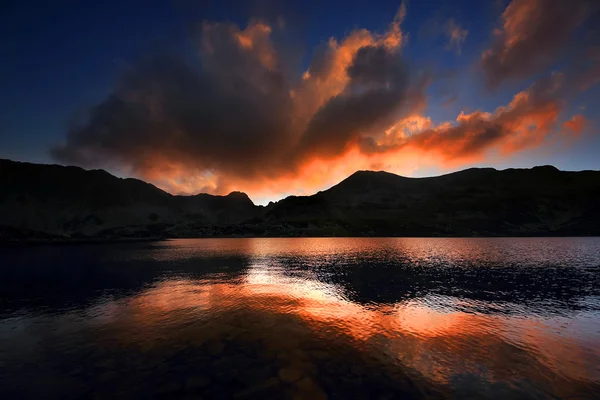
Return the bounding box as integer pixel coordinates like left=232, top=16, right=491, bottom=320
left=1, top=237, right=599, bottom=399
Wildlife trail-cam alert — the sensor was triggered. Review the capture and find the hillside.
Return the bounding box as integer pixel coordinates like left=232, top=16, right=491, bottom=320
left=262, top=166, right=600, bottom=236
left=0, top=159, right=256, bottom=240
left=1, top=159, right=600, bottom=240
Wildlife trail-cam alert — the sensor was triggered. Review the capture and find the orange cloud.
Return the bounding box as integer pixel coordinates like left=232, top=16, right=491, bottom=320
left=51, top=4, right=588, bottom=204
left=165, top=71, right=575, bottom=201
left=292, top=3, right=407, bottom=127
left=358, top=73, right=568, bottom=168
left=231, top=22, right=276, bottom=70
left=562, top=114, right=587, bottom=136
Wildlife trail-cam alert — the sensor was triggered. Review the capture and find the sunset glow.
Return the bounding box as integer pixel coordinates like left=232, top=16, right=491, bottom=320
left=2, top=3, right=600, bottom=399
left=2, top=0, right=598, bottom=203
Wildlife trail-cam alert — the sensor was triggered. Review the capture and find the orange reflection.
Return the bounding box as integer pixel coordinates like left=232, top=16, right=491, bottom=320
left=87, top=245, right=600, bottom=400
left=0, top=238, right=571, bottom=400
left=3, top=238, right=598, bottom=399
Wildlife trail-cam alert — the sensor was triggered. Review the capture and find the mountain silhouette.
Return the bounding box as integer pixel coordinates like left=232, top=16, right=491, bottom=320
left=1, top=159, right=599, bottom=241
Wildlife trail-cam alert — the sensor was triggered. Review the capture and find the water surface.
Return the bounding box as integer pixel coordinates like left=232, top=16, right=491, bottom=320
left=1, top=238, right=599, bottom=399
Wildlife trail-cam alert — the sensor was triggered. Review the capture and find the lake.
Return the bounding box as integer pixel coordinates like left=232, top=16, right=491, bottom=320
left=1, top=238, right=599, bottom=399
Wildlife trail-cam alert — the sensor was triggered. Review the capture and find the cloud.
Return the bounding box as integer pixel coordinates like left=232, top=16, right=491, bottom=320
left=481, top=0, right=591, bottom=88
left=359, top=73, right=571, bottom=165
left=52, top=20, right=295, bottom=188
left=575, top=46, right=600, bottom=91
left=52, top=5, right=423, bottom=197
left=296, top=43, right=427, bottom=161
left=51, top=3, right=587, bottom=202
left=418, top=16, right=467, bottom=55
left=411, top=74, right=565, bottom=160
left=562, top=115, right=587, bottom=135
left=445, top=19, right=468, bottom=54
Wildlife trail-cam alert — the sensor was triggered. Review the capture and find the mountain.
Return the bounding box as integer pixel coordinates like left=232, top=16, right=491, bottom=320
left=0, top=159, right=256, bottom=240
left=1, top=158, right=600, bottom=241
left=262, top=166, right=600, bottom=236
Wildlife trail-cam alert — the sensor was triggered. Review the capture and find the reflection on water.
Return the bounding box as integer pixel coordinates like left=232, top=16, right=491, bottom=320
left=1, top=238, right=599, bottom=399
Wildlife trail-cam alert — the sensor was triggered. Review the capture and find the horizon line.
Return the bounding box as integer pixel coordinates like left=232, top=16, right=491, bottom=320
left=3, top=157, right=600, bottom=206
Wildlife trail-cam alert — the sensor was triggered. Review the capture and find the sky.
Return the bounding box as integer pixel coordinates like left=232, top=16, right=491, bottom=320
left=1, top=0, right=599, bottom=204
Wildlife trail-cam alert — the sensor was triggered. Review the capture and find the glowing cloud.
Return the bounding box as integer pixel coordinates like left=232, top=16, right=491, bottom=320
left=50, top=2, right=592, bottom=203
left=562, top=115, right=587, bottom=136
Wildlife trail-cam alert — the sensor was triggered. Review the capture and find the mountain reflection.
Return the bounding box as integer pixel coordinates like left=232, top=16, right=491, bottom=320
left=1, top=238, right=599, bottom=399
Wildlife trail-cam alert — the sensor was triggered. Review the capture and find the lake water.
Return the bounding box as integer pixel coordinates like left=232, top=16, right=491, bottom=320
left=1, top=238, right=599, bottom=399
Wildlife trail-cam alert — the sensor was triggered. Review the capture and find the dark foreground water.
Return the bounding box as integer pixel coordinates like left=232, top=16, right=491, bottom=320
left=1, top=238, right=599, bottom=399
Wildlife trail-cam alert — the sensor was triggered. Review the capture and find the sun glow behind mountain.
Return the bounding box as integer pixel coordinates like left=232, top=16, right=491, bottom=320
left=2, top=0, right=598, bottom=203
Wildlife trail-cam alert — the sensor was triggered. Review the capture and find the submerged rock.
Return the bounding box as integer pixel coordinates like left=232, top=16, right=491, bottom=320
left=290, top=386, right=329, bottom=400
left=278, top=367, right=304, bottom=383
left=233, top=377, right=280, bottom=398
left=186, top=375, right=210, bottom=390
left=309, top=350, right=331, bottom=360
left=295, top=377, right=315, bottom=391
left=156, top=380, right=182, bottom=395
left=206, top=340, right=225, bottom=356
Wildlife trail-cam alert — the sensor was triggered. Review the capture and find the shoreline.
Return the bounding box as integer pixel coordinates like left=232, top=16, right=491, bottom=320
left=3, top=233, right=600, bottom=246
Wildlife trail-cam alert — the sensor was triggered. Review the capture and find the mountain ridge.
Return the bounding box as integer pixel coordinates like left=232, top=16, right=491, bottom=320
left=1, top=158, right=600, bottom=240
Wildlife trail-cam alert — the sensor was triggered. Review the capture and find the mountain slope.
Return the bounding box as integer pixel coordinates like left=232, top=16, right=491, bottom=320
left=263, top=166, right=600, bottom=236
left=1, top=158, right=599, bottom=239
left=0, top=159, right=256, bottom=238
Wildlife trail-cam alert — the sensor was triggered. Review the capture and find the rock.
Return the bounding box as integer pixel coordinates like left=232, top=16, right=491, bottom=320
left=291, top=387, right=329, bottom=400
left=309, top=350, right=330, bottom=360
left=221, top=323, right=245, bottom=340
left=156, top=380, right=181, bottom=395
left=278, top=368, right=304, bottom=383
left=206, top=340, right=225, bottom=356
left=186, top=375, right=210, bottom=390
left=312, top=388, right=329, bottom=400
left=212, top=357, right=235, bottom=370
left=233, top=377, right=280, bottom=398
left=291, top=377, right=328, bottom=400
left=295, top=377, right=315, bottom=391
left=239, top=364, right=275, bottom=386
left=95, top=358, right=115, bottom=369
left=290, top=349, right=309, bottom=361
left=97, top=371, right=119, bottom=382
left=350, top=364, right=364, bottom=376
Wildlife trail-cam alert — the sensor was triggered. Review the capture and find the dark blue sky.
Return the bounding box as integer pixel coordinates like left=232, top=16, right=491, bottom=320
left=0, top=0, right=491, bottom=160
left=1, top=0, right=598, bottom=202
